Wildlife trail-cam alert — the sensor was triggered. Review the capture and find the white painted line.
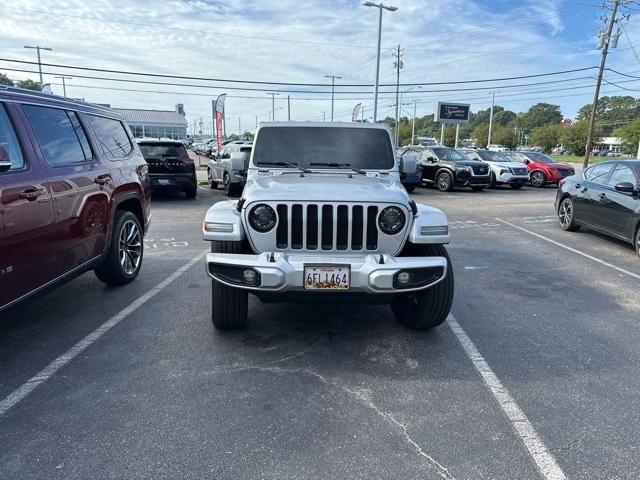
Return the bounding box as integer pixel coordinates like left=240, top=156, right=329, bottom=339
left=447, top=315, right=566, bottom=480
left=0, top=250, right=207, bottom=418
left=496, top=217, right=640, bottom=281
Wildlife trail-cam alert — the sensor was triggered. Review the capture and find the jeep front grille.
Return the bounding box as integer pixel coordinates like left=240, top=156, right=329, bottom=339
left=277, top=203, right=378, bottom=250
left=246, top=202, right=408, bottom=255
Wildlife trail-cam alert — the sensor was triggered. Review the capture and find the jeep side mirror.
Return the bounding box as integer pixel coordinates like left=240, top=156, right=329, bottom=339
left=0, top=145, right=11, bottom=173
left=230, top=152, right=246, bottom=172
left=614, top=181, right=636, bottom=193
left=400, top=155, right=417, bottom=174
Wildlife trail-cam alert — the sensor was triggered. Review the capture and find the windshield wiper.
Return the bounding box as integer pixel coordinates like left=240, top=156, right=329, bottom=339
left=309, top=162, right=366, bottom=175
left=257, top=161, right=311, bottom=173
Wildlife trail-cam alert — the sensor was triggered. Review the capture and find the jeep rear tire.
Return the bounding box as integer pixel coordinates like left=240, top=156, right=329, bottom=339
left=211, top=240, right=249, bottom=329
left=391, top=243, right=454, bottom=330
left=94, top=210, right=143, bottom=285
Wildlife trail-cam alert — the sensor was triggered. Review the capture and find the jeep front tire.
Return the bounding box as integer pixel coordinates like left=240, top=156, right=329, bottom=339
left=391, top=243, right=454, bottom=329
left=210, top=240, right=249, bottom=329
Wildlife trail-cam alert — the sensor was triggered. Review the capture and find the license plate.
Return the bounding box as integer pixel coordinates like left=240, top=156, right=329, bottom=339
left=158, top=179, right=170, bottom=185
left=304, top=265, right=350, bottom=290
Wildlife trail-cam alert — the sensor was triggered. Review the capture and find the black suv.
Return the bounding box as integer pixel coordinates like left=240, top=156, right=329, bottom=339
left=137, top=139, right=197, bottom=198
left=419, top=146, right=491, bottom=191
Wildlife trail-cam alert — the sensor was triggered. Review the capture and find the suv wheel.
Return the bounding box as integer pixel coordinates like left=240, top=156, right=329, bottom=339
left=489, top=173, right=496, bottom=188
left=94, top=210, right=143, bottom=285
left=635, top=227, right=640, bottom=257
left=391, top=243, right=454, bottom=330
left=211, top=240, right=249, bottom=329
left=558, top=197, right=580, bottom=232
left=223, top=173, right=232, bottom=196
left=530, top=171, right=546, bottom=188
left=185, top=185, right=197, bottom=199
left=436, top=171, right=453, bottom=192
left=207, top=169, right=217, bottom=189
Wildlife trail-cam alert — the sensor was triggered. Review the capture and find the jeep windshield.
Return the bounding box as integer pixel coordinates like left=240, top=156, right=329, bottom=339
left=432, top=147, right=473, bottom=163
left=253, top=127, right=395, bottom=170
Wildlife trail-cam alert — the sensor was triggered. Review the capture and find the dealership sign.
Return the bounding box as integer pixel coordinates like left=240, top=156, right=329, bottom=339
left=435, top=102, right=471, bottom=124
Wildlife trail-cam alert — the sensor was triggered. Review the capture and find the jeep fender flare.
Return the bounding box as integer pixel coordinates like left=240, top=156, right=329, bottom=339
left=408, top=203, right=450, bottom=244
left=202, top=200, right=246, bottom=242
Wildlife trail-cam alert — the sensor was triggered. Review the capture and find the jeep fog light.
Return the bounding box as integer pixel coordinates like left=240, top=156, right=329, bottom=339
left=396, top=271, right=412, bottom=285
left=242, top=269, right=258, bottom=285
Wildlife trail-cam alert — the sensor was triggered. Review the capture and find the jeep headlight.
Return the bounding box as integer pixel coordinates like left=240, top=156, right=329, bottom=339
left=248, top=204, right=277, bottom=232
left=378, top=206, right=405, bottom=235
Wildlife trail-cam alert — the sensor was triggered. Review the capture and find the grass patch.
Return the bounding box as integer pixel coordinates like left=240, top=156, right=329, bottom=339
left=550, top=154, right=612, bottom=165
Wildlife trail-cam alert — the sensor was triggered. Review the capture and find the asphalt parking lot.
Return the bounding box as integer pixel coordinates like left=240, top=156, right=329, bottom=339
left=1, top=181, right=639, bottom=480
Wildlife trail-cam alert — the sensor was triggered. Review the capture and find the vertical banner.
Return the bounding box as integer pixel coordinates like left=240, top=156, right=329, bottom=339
left=352, top=103, right=362, bottom=122
left=214, top=93, right=227, bottom=153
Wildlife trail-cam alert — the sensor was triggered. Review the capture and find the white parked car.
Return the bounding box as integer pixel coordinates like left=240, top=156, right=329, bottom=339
left=487, top=144, right=509, bottom=152
left=460, top=148, right=530, bottom=189
left=202, top=122, right=454, bottom=330
left=207, top=141, right=252, bottom=196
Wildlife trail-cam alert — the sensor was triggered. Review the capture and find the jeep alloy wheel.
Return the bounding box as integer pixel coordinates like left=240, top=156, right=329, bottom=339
left=119, top=219, right=142, bottom=275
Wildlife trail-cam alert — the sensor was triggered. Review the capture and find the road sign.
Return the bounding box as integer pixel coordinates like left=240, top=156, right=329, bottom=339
left=435, top=102, right=470, bottom=124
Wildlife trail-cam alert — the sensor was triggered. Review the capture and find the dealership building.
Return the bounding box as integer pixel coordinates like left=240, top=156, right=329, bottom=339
left=111, top=104, right=188, bottom=140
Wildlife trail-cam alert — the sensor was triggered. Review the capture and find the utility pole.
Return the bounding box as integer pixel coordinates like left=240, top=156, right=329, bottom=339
left=455, top=124, right=460, bottom=149
left=238, top=117, right=241, bottom=137
left=269, top=92, right=279, bottom=122
left=24, top=45, right=52, bottom=88
left=54, top=75, right=72, bottom=97
left=584, top=0, right=625, bottom=168
left=411, top=99, right=417, bottom=146
left=487, top=90, right=495, bottom=146
left=287, top=95, right=291, bottom=121
left=324, top=75, right=342, bottom=122
left=255, top=115, right=258, bottom=130
left=440, top=124, right=445, bottom=145
left=364, top=2, right=398, bottom=123
left=393, top=44, right=404, bottom=147
left=323, top=111, right=326, bottom=122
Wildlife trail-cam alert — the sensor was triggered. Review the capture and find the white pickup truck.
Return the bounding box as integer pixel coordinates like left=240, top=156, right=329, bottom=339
left=202, top=122, right=454, bottom=330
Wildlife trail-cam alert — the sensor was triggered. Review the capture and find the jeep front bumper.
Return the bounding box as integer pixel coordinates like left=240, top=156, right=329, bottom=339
left=206, top=252, right=447, bottom=294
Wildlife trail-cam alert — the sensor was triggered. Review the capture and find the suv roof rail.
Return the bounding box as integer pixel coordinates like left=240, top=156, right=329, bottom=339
left=0, top=85, right=115, bottom=114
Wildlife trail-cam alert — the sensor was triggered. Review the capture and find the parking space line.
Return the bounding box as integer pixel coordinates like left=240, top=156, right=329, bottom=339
left=447, top=315, right=566, bottom=480
left=0, top=250, right=207, bottom=418
left=496, top=218, right=640, bottom=281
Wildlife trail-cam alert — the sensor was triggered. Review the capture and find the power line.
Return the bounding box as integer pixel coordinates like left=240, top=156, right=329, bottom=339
left=0, top=57, right=600, bottom=87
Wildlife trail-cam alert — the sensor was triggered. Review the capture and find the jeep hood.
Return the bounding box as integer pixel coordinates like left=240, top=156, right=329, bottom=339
left=242, top=174, right=409, bottom=204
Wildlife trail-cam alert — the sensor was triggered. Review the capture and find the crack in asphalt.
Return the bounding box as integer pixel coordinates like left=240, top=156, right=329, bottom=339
left=233, top=364, right=456, bottom=480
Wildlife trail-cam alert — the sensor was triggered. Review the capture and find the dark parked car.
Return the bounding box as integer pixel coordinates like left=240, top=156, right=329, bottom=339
left=556, top=160, right=640, bottom=256
left=397, top=146, right=424, bottom=193
left=137, top=138, right=197, bottom=198
left=505, top=150, right=575, bottom=187
left=419, top=146, right=491, bottom=191
left=0, top=86, right=151, bottom=312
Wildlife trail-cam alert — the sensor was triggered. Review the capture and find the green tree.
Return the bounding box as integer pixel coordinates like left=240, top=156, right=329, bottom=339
left=577, top=96, right=640, bottom=135
left=613, top=119, right=640, bottom=155
left=0, top=73, right=13, bottom=86
left=16, top=79, right=41, bottom=90
left=530, top=124, right=565, bottom=153
left=472, top=124, right=489, bottom=148
left=520, top=103, right=563, bottom=129
left=561, top=121, right=601, bottom=156
left=493, top=126, right=517, bottom=149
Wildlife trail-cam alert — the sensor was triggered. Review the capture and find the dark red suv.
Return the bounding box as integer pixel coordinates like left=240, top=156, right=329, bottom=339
left=0, top=86, right=151, bottom=312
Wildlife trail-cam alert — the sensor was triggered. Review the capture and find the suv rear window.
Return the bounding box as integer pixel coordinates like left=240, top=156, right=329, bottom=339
left=138, top=143, right=188, bottom=159
left=87, top=114, right=133, bottom=160
left=22, top=105, right=93, bottom=166
left=0, top=104, right=25, bottom=170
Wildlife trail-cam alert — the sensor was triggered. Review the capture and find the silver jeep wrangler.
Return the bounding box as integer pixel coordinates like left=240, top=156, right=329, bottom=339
left=203, top=122, right=454, bottom=330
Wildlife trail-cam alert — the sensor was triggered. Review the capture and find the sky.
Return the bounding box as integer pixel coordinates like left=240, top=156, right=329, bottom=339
left=1, top=0, right=639, bottom=136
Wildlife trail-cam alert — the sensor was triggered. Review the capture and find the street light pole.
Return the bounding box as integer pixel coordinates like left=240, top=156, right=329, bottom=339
left=269, top=92, right=280, bottom=122
left=411, top=99, right=417, bottom=146
left=24, top=45, right=52, bottom=88
left=363, top=2, right=398, bottom=123
left=487, top=90, right=495, bottom=146
left=54, top=75, right=72, bottom=97
left=324, top=75, right=342, bottom=122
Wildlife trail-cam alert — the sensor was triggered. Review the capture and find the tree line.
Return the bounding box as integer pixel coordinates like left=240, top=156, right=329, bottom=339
left=384, top=96, right=640, bottom=155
